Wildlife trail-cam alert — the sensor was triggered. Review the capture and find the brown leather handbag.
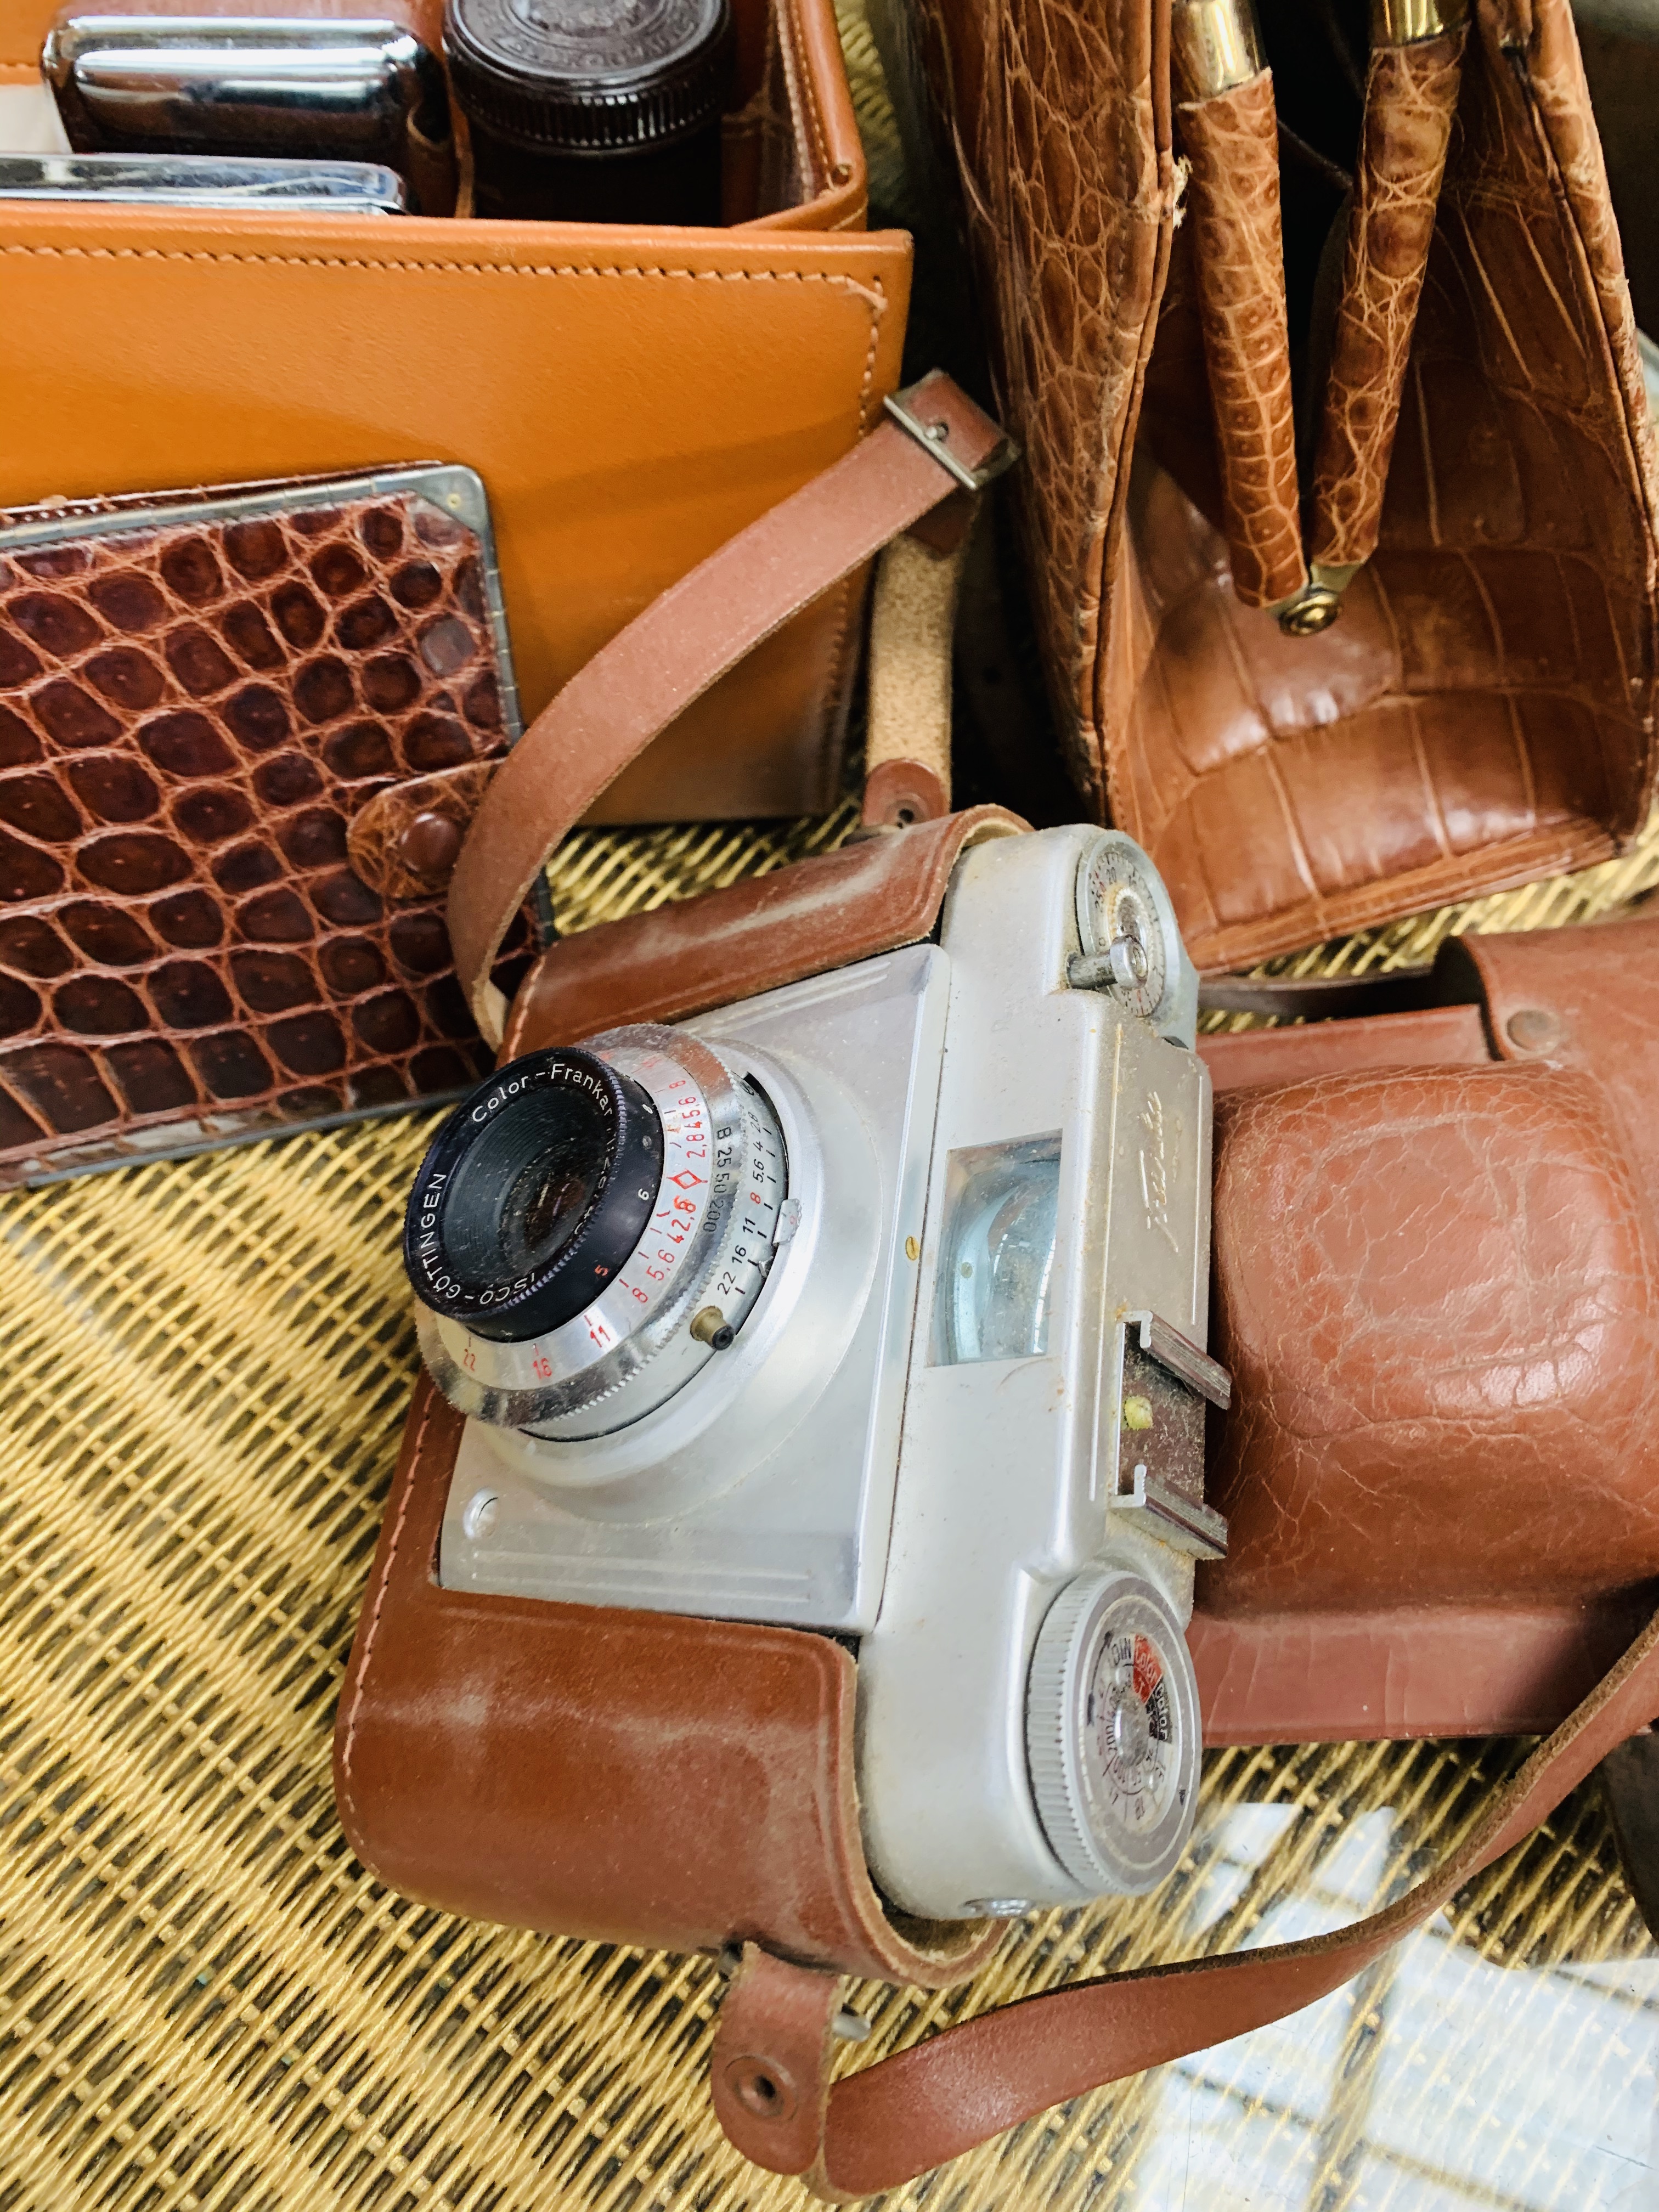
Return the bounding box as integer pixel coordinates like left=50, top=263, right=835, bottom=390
left=334, top=381, right=1659, bottom=2195
left=873, top=0, right=1659, bottom=973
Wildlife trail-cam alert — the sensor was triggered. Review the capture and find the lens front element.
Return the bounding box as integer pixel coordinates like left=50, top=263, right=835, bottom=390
left=405, top=1048, right=663, bottom=1344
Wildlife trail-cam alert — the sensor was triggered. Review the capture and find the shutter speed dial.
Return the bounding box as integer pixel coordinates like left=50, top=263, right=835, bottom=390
left=1070, top=831, right=1184, bottom=1032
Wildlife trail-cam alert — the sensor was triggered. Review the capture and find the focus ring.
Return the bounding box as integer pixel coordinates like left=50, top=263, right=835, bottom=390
left=413, top=1028, right=786, bottom=1432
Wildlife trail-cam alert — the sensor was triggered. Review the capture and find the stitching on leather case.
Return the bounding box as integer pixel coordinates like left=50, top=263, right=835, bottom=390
left=2, top=244, right=888, bottom=303
left=9, top=245, right=890, bottom=433
left=855, top=287, right=882, bottom=430
left=335, top=1384, right=436, bottom=1831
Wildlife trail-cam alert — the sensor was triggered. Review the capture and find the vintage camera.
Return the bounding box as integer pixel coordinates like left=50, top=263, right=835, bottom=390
left=403, top=827, right=1230, bottom=1919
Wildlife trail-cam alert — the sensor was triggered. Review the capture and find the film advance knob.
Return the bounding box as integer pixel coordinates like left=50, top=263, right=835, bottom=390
left=1026, top=1570, right=1201, bottom=1895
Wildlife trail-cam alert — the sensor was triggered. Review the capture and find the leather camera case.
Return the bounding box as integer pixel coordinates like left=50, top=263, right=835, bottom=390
left=331, top=400, right=1659, bottom=2192
left=338, top=826, right=1659, bottom=1934
left=881, top=0, right=1659, bottom=971
left=335, top=816, right=1659, bottom=2192
left=0, top=0, right=909, bottom=826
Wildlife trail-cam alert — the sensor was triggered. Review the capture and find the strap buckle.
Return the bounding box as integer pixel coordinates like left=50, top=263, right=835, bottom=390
left=884, top=373, right=1020, bottom=493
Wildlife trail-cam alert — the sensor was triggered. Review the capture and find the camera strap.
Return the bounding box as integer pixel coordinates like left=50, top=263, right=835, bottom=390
left=445, top=370, right=1017, bottom=1046
left=712, top=1604, right=1659, bottom=2197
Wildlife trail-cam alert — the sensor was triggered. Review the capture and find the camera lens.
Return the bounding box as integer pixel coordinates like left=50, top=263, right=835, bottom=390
left=404, top=1048, right=662, bottom=1344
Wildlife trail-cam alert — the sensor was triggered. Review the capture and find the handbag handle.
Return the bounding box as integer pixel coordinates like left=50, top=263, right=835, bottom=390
left=447, top=371, right=1015, bottom=1047
left=711, top=1594, right=1659, bottom=2197
left=1170, top=0, right=1307, bottom=613
left=1306, top=0, right=1468, bottom=591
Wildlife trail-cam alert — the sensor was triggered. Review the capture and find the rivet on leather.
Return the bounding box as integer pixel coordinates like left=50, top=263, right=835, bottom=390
left=1505, top=1006, right=1566, bottom=1053
left=708, top=1944, right=842, bottom=2178
left=724, top=2056, right=800, bottom=2122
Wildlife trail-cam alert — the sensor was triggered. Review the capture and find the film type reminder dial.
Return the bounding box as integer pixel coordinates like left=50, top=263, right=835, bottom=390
left=1026, top=1570, right=1202, bottom=1894
left=407, top=1028, right=786, bottom=1433
left=1071, top=831, right=1184, bottom=1031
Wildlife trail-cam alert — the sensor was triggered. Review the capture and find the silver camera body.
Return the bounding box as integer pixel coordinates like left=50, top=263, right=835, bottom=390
left=410, top=826, right=1228, bottom=1919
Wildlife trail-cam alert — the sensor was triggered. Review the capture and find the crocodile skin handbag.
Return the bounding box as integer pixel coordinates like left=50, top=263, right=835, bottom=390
left=332, top=377, right=1659, bottom=2195
left=872, top=0, right=1659, bottom=975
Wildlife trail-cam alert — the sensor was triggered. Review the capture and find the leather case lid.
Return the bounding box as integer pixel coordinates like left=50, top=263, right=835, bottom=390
left=1193, top=912, right=1659, bottom=1743
left=0, top=210, right=910, bottom=821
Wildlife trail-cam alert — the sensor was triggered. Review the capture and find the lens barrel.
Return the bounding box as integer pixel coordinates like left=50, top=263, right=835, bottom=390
left=404, top=1048, right=663, bottom=1343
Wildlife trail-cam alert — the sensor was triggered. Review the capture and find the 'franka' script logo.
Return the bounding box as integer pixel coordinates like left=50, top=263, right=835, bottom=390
left=1138, top=1090, right=1180, bottom=1256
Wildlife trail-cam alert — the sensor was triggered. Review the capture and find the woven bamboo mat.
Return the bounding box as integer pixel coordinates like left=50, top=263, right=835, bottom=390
left=2, top=805, right=1657, bottom=2212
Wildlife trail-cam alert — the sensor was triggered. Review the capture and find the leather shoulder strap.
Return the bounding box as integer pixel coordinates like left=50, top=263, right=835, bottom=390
left=448, top=371, right=1015, bottom=1045
left=711, top=1594, right=1659, bottom=2197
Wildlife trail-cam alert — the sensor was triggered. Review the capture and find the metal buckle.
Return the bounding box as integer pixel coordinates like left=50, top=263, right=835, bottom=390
left=884, top=380, right=1020, bottom=493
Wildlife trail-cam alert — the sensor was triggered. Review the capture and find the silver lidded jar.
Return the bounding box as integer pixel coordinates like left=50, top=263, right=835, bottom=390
left=444, top=0, right=735, bottom=222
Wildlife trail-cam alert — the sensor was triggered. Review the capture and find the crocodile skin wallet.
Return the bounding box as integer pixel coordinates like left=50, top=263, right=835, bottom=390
left=0, top=464, right=537, bottom=1185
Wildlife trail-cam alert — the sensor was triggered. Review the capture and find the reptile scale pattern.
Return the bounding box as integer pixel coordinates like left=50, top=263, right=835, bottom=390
left=1308, top=29, right=1468, bottom=572
left=1176, top=71, right=1306, bottom=610
left=0, top=10, right=1654, bottom=2200
left=913, top=0, right=1659, bottom=970
left=0, top=489, right=523, bottom=1180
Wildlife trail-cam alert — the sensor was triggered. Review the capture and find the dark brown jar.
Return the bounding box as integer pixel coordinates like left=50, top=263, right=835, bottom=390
left=445, top=0, right=735, bottom=223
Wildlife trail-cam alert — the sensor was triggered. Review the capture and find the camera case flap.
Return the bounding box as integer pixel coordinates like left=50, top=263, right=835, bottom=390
left=1195, top=915, right=1659, bottom=1746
